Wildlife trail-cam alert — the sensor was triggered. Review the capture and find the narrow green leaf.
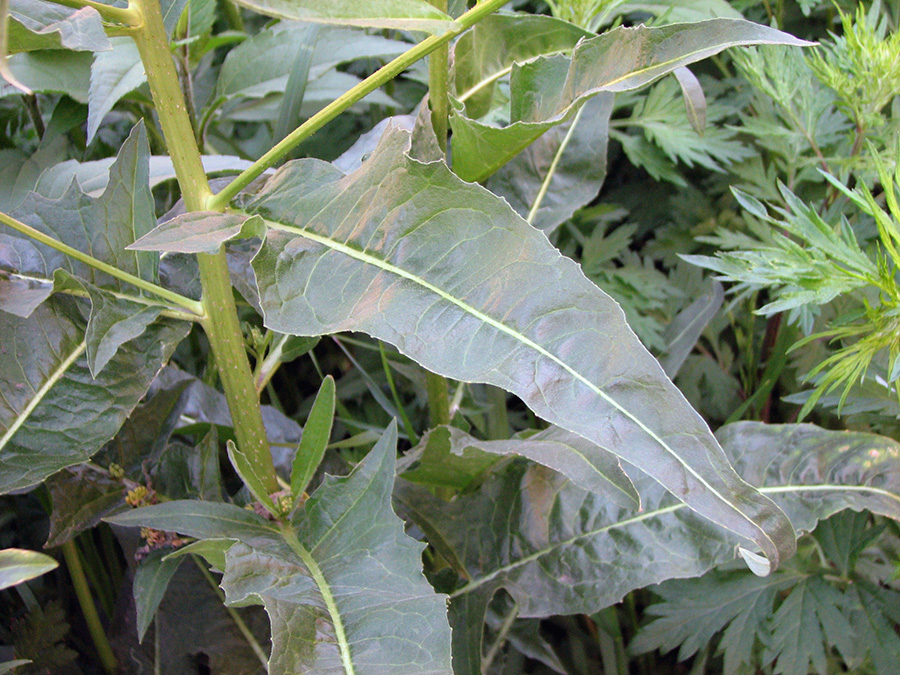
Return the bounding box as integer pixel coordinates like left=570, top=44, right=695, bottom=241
left=673, top=66, right=707, bottom=135
left=659, top=279, right=724, bottom=378
left=220, top=421, right=453, bottom=674
left=163, top=538, right=234, bottom=572
left=105, top=500, right=282, bottom=547
left=226, top=439, right=278, bottom=516
left=290, top=374, right=334, bottom=504
left=451, top=18, right=812, bottom=181
left=87, top=37, right=144, bottom=143
left=228, top=0, right=458, bottom=34
left=238, top=124, right=794, bottom=570
left=133, top=551, right=183, bottom=643
left=6, top=0, right=110, bottom=53
left=0, top=548, right=58, bottom=590
left=129, top=212, right=266, bottom=254
left=272, top=24, right=317, bottom=145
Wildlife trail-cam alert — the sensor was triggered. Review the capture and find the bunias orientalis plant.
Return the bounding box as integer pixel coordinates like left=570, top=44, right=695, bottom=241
left=2, top=1, right=894, bottom=673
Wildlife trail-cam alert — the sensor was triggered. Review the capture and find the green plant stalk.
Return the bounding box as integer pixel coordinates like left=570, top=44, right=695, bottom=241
left=0, top=210, right=203, bottom=315
left=481, top=599, right=519, bottom=672
left=426, top=371, right=451, bottom=427
left=281, top=524, right=355, bottom=675
left=192, top=556, right=269, bottom=667
left=427, top=0, right=450, bottom=150
left=379, top=343, right=419, bottom=444
left=486, top=385, right=509, bottom=440
left=61, top=541, right=117, bottom=675
left=131, top=0, right=278, bottom=493
left=207, top=0, right=511, bottom=211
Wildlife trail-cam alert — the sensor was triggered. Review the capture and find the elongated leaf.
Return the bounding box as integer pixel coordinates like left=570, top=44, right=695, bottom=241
left=673, top=66, right=706, bottom=134
left=220, top=422, right=453, bottom=675
left=403, top=424, right=639, bottom=508
left=719, top=423, right=900, bottom=529
left=106, top=500, right=283, bottom=548
left=129, top=212, right=265, bottom=254
left=0, top=660, right=31, bottom=673
left=226, top=439, right=277, bottom=515
left=229, top=0, right=457, bottom=33
left=141, top=124, right=794, bottom=567
left=7, top=0, right=110, bottom=53
left=396, top=421, right=900, bottom=674
left=87, top=37, right=144, bottom=143
left=290, top=374, right=334, bottom=503
left=133, top=550, right=182, bottom=643
left=0, top=548, right=58, bottom=590
left=659, top=279, right=724, bottom=377
left=451, top=18, right=811, bottom=181
left=238, top=125, right=793, bottom=569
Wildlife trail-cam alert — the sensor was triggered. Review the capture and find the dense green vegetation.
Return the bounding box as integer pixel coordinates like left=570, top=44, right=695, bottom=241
left=1, top=0, right=898, bottom=673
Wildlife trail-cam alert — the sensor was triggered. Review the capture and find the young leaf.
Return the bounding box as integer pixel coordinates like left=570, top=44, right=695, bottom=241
left=0, top=548, right=58, bottom=590
left=132, top=550, right=183, bottom=643
left=290, top=374, right=335, bottom=504
left=226, top=439, right=278, bottom=516
left=227, top=0, right=458, bottom=34
left=221, top=421, right=453, bottom=675
left=451, top=18, right=812, bottom=182
left=144, top=123, right=795, bottom=569
left=673, top=66, right=707, bottom=135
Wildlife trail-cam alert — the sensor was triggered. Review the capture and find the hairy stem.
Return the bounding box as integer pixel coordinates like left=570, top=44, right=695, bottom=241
left=131, top=0, right=278, bottom=492
left=207, top=0, right=510, bottom=211
left=427, top=0, right=450, bottom=151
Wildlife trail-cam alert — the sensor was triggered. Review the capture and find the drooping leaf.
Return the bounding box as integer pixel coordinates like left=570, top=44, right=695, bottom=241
left=0, top=548, right=58, bottom=590
left=485, top=92, right=614, bottom=233
left=132, top=550, right=183, bottom=643
left=402, top=424, right=639, bottom=508
left=87, top=37, right=144, bottom=143
left=140, top=123, right=794, bottom=566
left=673, top=66, right=707, bottom=134
left=659, top=279, right=724, bottom=378
left=6, top=0, right=110, bottom=53
left=450, top=17, right=811, bottom=181
left=228, top=0, right=457, bottom=34
left=718, top=422, right=900, bottom=532
left=396, top=421, right=900, bottom=674
left=220, top=422, right=453, bottom=675
left=290, top=374, right=335, bottom=503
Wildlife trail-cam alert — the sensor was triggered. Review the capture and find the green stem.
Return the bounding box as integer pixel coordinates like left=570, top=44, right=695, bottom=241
left=485, top=385, right=509, bottom=440
left=207, top=0, right=510, bottom=211
left=0, top=211, right=202, bottom=314
left=281, top=524, right=355, bottom=675
left=481, top=599, right=519, bottom=672
left=426, top=371, right=451, bottom=427
left=379, top=342, right=419, bottom=444
left=427, top=0, right=449, bottom=151
left=131, top=0, right=278, bottom=493
left=61, top=541, right=117, bottom=675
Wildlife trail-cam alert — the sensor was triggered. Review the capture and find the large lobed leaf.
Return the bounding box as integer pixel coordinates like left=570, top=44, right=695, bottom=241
left=450, top=16, right=812, bottom=181
left=133, top=122, right=795, bottom=571
left=396, top=421, right=900, bottom=674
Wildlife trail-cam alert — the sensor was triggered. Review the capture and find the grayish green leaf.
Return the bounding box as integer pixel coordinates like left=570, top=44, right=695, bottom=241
left=7, top=0, right=110, bottom=53
left=718, top=422, right=900, bottom=532
left=0, top=49, right=91, bottom=101
left=36, top=154, right=255, bottom=199
left=485, top=93, right=613, bottom=233
left=659, top=279, right=724, bottom=378
left=220, top=422, right=453, bottom=675
left=236, top=124, right=793, bottom=569
left=129, top=212, right=265, bottom=254
left=164, top=538, right=233, bottom=572
left=87, top=37, right=144, bottom=143
left=226, top=438, right=278, bottom=515
left=673, top=67, right=706, bottom=134
left=45, top=465, right=127, bottom=547
left=0, top=660, right=31, bottom=673
left=451, top=18, right=811, bottom=181
left=228, top=0, right=457, bottom=34
left=133, top=550, right=183, bottom=643
left=0, top=548, right=58, bottom=590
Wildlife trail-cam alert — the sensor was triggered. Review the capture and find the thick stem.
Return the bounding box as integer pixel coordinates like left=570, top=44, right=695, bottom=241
left=208, top=0, right=510, bottom=211
left=427, top=0, right=450, bottom=152
left=61, top=541, right=117, bottom=675
left=131, top=0, right=278, bottom=492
